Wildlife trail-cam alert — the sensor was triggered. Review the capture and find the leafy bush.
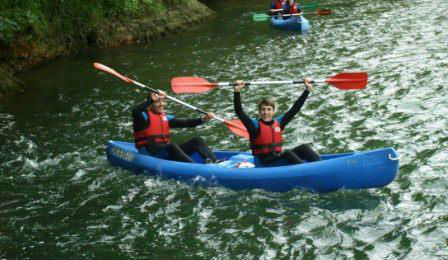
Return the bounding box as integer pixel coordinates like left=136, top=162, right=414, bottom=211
left=0, top=0, right=181, bottom=44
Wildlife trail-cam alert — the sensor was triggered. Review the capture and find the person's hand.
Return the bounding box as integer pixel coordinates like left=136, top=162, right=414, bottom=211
left=157, top=90, right=166, bottom=99
left=151, top=90, right=166, bottom=102
left=202, top=112, right=215, bottom=122
left=304, top=78, right=314, bottom=91
left=234, top=80, right=246, bottom=92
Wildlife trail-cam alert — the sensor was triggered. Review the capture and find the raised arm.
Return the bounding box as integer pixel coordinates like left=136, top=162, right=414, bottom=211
left=132, top=96, right=153, bottom=132
left=234, top=80, right=258, bottom=138
left=280, top=78, right=313, bottom=129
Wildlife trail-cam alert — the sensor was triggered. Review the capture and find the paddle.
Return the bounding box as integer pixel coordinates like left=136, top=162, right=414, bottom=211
left=305, top=2, right=349, bottom=9
left=269, top=8, right=284, bottom=13
left=253, top=9, right=331, bottom=22
left=271, top=3, right=330, bottom=11
left=172, top=72, right=368, bottom=94
left=93, top=63, right=249, bottom=139
left=265, top=4, right=319, bottom=14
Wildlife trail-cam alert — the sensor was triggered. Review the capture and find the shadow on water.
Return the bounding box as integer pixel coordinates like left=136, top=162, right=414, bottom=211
left=279, top=189, right=383, bottom=213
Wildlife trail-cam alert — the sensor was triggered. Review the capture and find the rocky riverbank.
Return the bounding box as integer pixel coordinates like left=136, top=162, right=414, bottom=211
left=0, top=0, right=214, bottom=97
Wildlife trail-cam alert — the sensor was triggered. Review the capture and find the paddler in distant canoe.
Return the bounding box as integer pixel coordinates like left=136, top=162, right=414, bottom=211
left=283, top=0, right=304, bottom=19
left=132, top=90, right=219, bottom=164
left=270, top=0, right=285, bottom=15
left=233, top=78, right=322, bottom=166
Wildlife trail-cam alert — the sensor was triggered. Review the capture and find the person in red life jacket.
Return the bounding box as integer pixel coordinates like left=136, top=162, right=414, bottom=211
left=270, top=0, right=285, bottom=15
left=283, top=0, right=303, bottom=19
left=132, top=90, right=218, bottom=163
left=233, top=79, right=321, bottom=166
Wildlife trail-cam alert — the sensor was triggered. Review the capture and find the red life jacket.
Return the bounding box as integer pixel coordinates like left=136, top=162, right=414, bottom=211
left=133, top=109, right=170, bottom=148
left=285, top=3, right=300, bottom=14
left=273, top=0, right=284, bottom=9
left=250, top=120, right=283, bottom=156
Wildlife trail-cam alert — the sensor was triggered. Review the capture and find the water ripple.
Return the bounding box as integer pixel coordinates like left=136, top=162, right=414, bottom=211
left=1, top=0, right=448, bottom=259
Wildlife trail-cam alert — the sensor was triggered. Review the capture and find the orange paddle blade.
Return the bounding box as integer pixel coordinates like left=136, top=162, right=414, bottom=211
left=93, top=63, right=133, bottom=84
left=224, top=119, right=249, bottom=139
left=325, top=72, right=368, bottom=90
left=171, top=77, right=217, bottom=94
left=317, top=9, right=332, bottom=15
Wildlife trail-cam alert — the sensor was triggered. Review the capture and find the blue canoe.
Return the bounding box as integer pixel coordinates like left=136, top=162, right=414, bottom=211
left=106, top=141, right=399, bottom=192
left=270, top=16, right=310, bottom=32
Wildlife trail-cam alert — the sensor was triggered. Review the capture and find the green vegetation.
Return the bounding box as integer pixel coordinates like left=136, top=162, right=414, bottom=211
left=0, top=68, right=25, bottom=96
left=0, top=0, right=191, bottom=46
left=0, top=0, right=210, bottom=96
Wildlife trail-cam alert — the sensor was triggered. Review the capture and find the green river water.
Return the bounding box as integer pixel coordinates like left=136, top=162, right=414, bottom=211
left=1, top=0, right=447, bottom=259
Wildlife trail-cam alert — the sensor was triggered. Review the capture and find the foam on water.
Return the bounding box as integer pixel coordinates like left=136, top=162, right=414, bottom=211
left=1, top=0, right=448, bottom=259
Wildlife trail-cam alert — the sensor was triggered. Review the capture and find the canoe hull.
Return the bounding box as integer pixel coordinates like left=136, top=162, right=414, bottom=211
left=106, top=141, right=399, bottom=192
left=270, top=16, right=310, bottom=32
